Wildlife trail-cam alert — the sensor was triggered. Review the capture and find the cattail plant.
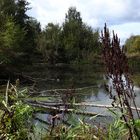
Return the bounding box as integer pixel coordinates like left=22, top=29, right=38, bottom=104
left=101, top=24, right=140, bottom=139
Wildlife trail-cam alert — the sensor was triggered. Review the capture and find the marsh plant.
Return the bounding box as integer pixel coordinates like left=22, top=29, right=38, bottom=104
left=101, top=24, right=140, bottom=139
left=43, top=117, right=106, bottom=140
left=0, top=81, right=34, bottom=140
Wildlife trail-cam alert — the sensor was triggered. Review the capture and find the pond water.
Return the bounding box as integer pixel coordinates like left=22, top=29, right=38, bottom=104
left=26, top=63, right=140, bottom=107
left=1, top=63, right=140, bottom=138
left=20, top=63, right=140, bottom=138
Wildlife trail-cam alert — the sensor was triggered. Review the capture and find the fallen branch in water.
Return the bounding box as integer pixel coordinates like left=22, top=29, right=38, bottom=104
left=29, top=85, right=98, bottom=95
left=46, top=86, right=97, bottom=92
left=27, top=102, right=105, bottom=117
left=27, top=100, right=140, bottom=112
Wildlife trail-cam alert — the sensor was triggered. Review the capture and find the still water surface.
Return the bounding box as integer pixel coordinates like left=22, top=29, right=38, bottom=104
left=28, top=64, right=140, bottom=107
left=1, top=64, right=140, bottom=138
left=25, top=64, right=140, bottom=137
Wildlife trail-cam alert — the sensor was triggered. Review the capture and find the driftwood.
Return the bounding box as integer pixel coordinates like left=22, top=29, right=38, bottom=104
left=44, top=85, right=97, bottom=92
left=27, top=102, right=105, bottom=117
left=29, top=85, right=98, bottom=95
left=27, top=100, right=140, bottom=112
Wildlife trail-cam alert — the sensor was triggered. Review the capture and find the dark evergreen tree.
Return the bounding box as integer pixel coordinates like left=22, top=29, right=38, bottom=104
left=62, top=7, right=101, bottom=62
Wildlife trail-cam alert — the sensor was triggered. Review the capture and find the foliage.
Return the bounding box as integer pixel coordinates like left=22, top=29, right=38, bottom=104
left=0, top=82, right=34, bottom=140
left=23, top=18, right=41, bottom=53
left=43, top=117, right=106, bottom=140
left=37, top=7, right=101, bottom=64
left=1, top=19, right=24, bottom=50
left=0, top=0, right=16, bottom=17
left=62, top=7, right=83, bottom=62
left=14, top=0, right=30, bottom=26
left=14, top=0, right=41, bottom=54
left=62, top=7, right=101, bottom=62
left=0, top=16, right=25, bottom=64
left=125, top=35, right=140, bottom=55
left=0, top=2, right=101, bottom=66
left=0, top=0, right=41, bottom=65
left=107, top=109, right=140, bottom=140
left=101, top=24, right=140, bottom=139
left=108, top=119, right=130, bottom=140
left=38, top=23, right=65, bottom=64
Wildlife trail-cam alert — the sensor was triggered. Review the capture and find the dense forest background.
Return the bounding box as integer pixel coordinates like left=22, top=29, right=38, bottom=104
left=0, top=0, right=140, bottom=71
left=0, top=0, right=101, bottom=66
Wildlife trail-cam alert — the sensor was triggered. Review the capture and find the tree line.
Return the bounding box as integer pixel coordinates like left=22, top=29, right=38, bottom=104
left=0, top=0, right=102, bottom=67
left=38, top=7, right=101, bottom=64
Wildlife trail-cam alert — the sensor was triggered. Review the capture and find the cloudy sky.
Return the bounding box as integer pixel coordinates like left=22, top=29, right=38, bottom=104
left=27, top=0, right=140, bottom=44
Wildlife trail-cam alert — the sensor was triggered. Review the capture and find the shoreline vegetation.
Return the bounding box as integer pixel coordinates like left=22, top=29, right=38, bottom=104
left=0, top=24, right=140, bottom=139
left=0, top=0, right=140, bottom=139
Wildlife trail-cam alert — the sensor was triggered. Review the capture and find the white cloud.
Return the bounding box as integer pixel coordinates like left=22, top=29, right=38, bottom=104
left=110, top=22, right=140, bottom=43
left=27, top=0, right=140, bottom=42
